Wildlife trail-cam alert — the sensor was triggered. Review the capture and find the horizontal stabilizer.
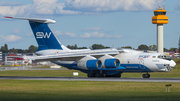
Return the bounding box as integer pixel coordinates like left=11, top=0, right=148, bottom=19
left=4, top=16, right=56, bottom=24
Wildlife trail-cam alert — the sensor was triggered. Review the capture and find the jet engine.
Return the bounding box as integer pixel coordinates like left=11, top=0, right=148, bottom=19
left=77, top=55, right=102, bottom=70
left=99, top=54, right=120, bottom=68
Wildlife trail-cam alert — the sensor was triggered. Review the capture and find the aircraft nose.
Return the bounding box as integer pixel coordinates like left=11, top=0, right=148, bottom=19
left=170, top=60, right=176, bottom=67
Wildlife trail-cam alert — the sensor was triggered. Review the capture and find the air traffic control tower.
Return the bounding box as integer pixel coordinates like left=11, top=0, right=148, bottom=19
left=152, top=7, right=168, bottom=53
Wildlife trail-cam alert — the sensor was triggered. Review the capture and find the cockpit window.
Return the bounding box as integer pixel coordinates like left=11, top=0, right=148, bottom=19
left=157, top=55, right=171, bottom=60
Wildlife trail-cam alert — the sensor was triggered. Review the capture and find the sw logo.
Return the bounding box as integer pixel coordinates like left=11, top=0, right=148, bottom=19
left=36, top=32, right=51, bottom=38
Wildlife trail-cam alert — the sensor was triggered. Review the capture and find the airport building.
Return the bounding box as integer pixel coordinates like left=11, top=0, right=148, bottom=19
left=3, top=53, right=35, bottom=65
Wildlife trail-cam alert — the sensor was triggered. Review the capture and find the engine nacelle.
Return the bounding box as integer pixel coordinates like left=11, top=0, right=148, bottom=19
left=77, top=55, right=102, bottom=70
left=104, top=58, right=120, bottom=68
left=99, top=55, right=120, bottom=68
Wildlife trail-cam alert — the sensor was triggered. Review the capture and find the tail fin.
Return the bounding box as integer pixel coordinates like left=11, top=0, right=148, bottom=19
left=5, top=16, right=68, bottom=51
left=29, top=21, right=62, bottom=51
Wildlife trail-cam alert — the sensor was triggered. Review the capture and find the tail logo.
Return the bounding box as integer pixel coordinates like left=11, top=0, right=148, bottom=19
left=36, top=32, right=51, bottom=39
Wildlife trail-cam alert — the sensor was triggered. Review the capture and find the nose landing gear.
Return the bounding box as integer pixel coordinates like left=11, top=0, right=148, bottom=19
left=142, top=74, right=150, bottom=78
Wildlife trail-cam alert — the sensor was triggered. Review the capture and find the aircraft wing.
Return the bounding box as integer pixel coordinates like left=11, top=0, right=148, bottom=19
left=24, top=48, right=124, bottom=61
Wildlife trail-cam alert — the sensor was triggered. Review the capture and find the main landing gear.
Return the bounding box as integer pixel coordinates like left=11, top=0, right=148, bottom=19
left=87, top=73, right=103, bottom=77
left=142, top=73, right=150, bottom=78
left=87, top=73, right=121, bottom=78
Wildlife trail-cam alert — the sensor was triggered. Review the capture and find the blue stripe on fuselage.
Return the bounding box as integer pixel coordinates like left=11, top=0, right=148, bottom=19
left=120, top=64, right=153, bottom=72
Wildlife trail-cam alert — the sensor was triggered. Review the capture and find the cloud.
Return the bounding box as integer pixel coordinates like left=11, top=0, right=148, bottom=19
left=54, top=30, right=121, bottom=39
left=0, top=4, right=32, bottom=16
left=0, top=0, right=80, bottom=17
left=27, top=32, right=33, bottom=36
left=175, top=2, right=180, bottom=10
left=64, top=0, right=163, bottom=12
left=33, top=0, right=58, bottom=15
left=54, top=30, right=77, bottom=38
left=80, top=32, right=122, bottom=38
left=0, top=1, right=23, bottom=6
left=32, top=0, right=80, bottom=15
left=54, top=30, right=63, bottom=35
left=66, top=32, right=77, bottom=37
left=12, top=29, right=20, bottom=33
left=55, top=3, right=81, bottom=15
left=0, top=0, right=163, bottom=17
left=0, top=35, right=22, bottom=42
left=82, top=27, right=101, bottom=31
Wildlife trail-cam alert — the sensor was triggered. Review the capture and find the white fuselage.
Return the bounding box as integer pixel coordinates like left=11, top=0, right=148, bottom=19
left=115, top=49, right=175, bottom=72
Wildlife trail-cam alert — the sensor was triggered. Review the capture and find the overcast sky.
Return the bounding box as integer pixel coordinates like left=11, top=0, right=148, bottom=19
left=0, top=0, right=180, bottom=49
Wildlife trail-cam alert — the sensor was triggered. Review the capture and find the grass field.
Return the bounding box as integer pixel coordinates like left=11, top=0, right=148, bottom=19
left=0, top=80, right=180, bottom=101
left=0, top=59, right=180, bottom=101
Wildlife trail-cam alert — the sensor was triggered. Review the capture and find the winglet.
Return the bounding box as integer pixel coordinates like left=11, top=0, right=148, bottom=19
left=4, top=16, right=56, bottom=24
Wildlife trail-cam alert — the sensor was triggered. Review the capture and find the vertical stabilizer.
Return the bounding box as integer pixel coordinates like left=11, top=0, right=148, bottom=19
left=5, top=16, right=69, bottom=52
left=29, top=21, right=62, bottom=51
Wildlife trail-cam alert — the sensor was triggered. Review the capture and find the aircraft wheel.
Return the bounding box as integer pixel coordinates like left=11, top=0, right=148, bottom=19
left=87, top=73, right=95, bottom=77
left=142, top=74, right=150, bottom=78
left=105, top=74, right=121, bottom=78
left=95, top=73, right=104, bottom=77
left=105, top=75, right=111, bottom=77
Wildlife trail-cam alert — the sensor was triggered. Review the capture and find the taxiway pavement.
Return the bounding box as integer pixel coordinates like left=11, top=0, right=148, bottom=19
left=0, top=65, right=66, bottom=71
left=0, top=76, right=180, bottom=82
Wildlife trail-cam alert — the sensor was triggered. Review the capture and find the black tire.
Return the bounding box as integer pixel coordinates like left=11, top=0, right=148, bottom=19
left=95, top=73, right=104, bottom=77
left=105, top=74, right=121, bottom=78
left=87, top=73, right=95, bottom=77
left=105, top=75, right=112, bottom=77
left=142, top=74, right=150, bottom=78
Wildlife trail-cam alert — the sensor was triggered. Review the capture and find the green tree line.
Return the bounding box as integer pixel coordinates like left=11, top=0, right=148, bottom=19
left=67, top=44, right=110, bottom=50
left=138, top=44, right=177, bottom=52
left=0, top=44, right=111, bottom=53
left=0, top=44, right=38, bottom=53
left=0, top=44, right=178, bottom=53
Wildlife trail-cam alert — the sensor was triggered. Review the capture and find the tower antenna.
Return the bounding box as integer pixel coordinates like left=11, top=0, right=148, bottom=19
left=163, top=0, right=165, bottom=10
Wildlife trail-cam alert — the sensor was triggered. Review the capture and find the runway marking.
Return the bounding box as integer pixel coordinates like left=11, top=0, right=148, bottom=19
left=0, top=76, right=180, bottom=82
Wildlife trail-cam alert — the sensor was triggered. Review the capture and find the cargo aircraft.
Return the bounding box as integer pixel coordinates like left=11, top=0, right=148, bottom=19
left=5, top=16, right=176, bottom=78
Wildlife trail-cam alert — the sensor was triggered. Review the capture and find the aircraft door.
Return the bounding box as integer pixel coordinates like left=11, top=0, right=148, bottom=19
left=139, top=60, right=145, bottom=69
